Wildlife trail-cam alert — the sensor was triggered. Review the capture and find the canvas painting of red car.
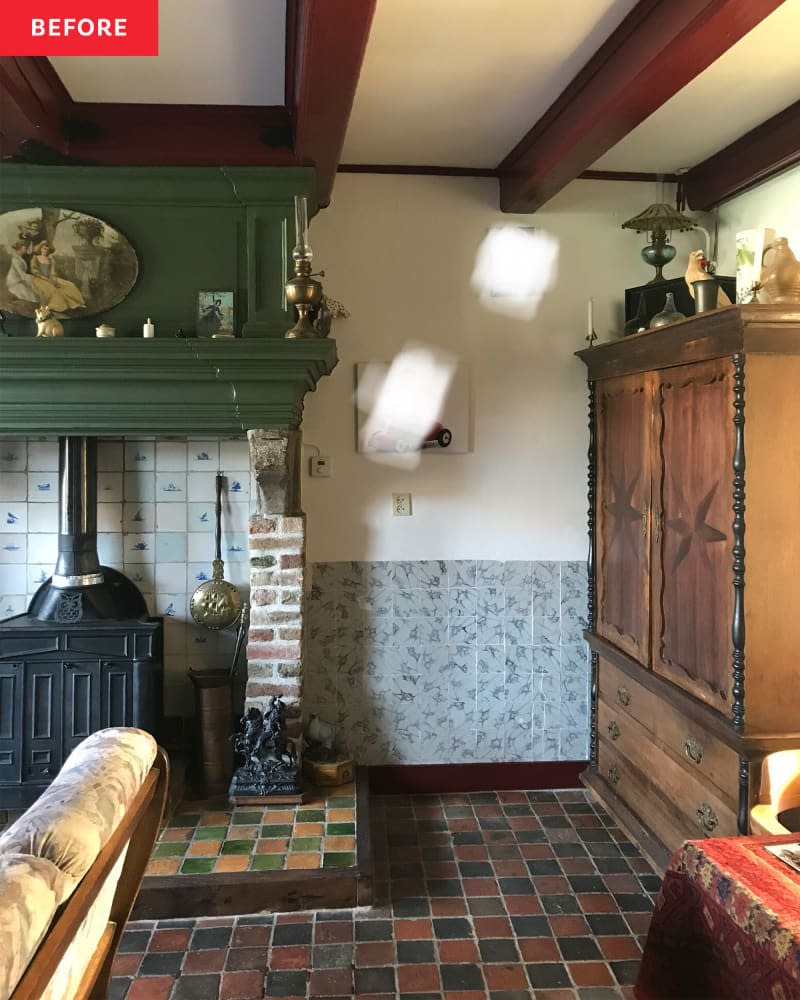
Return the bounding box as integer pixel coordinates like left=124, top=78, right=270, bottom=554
left=356, top=360, right=469, bottom=455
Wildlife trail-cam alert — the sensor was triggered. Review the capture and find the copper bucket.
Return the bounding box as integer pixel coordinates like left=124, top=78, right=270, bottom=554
left=189, top=668, right=233, bottom=796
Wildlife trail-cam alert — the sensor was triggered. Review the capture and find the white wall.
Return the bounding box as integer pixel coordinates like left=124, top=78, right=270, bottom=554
left=715, top=164, right=800, bottom=274
left=301, top=174, right=698, bottom=563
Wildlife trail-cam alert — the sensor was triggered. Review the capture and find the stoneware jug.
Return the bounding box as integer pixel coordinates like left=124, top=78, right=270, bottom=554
left=95, top=323, right=115, bottom=338
left=759, top=238, right=800, bottom=304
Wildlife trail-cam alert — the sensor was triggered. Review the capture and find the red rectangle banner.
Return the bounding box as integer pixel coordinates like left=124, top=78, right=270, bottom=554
left=0, top=0, right=158, bottom=56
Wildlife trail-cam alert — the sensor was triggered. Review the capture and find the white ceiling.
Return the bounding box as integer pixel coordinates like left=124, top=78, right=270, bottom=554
left=50, top=0, right=285, bottom=106
left=43, top=0, right=800, bottom=179
left=341, top=0, right=641, bottom=167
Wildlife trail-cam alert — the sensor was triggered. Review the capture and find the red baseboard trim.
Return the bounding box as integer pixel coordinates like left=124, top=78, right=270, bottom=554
left=368, top=761, right=588, bottom=795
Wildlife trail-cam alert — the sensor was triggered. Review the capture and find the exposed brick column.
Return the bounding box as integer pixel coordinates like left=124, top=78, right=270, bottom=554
left=245, top=430, right=305, bottom=748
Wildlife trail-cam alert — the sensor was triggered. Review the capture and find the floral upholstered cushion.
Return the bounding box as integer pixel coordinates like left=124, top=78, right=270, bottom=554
left=0, top=728, right=156, bottom=882
left=0, top=853, right=74, bottom=1000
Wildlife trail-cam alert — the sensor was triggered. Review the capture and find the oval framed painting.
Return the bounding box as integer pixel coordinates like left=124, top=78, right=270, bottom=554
left=0, top=206, right=138, bottom=319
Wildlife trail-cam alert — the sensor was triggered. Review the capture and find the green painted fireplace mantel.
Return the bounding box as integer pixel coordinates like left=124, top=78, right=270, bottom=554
left=0, top=164, right=338, bottom=435
left=0, top=337, right=338, bottom=436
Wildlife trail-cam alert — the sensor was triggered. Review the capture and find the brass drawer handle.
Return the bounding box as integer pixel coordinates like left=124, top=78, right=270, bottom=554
left=654, top=510, right=662, bottom=544
left=697, top=803, right=718, bottom=833
left=607, top=720, right=620, bottom=741
left=607, top=766, right=620, bottom=787
left=617, top=686, right=631, bottom=707
left=684, top=735, right=704, bottom=764
left=641, top=506, right=648, bottom=538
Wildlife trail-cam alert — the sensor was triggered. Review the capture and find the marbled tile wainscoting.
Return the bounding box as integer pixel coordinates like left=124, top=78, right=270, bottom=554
left=304, top=561, right=590, bottom=766
left=0, top=437, right=251, bottom=714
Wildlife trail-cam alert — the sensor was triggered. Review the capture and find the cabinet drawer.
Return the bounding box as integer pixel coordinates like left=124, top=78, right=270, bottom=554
left=596, top=738, right=690, bottom=857
left=598, top=695, right=738, bottom=840
left=598, top=656, right=740, bottom=804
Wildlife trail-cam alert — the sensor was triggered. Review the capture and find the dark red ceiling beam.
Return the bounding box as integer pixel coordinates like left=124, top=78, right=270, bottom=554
left=0, top=57, right=71, bottom=158
left=497, top=0, right=787, bottom=213
left=683, top=98, right=800, bottom=210
left=291, top=0, right=376, bottom=207
left=64, top=104, right=294, bottom=166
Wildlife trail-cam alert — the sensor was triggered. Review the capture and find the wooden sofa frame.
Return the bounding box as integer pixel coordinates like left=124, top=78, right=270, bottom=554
left=10, top=746, right=169, bottom=1000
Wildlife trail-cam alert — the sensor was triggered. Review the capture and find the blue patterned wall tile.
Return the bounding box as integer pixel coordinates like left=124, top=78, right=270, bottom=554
left=447, top=559, right=477, bottom=588
left=449, top=617, right=478, bottom=645
left=532, top=561, right=560, bottom=616
left=504, top=561, right=533, bottom=589
left=533, top=613, right=560, bottom=647
left=476, top=560, right=504, bottom=588
left=504, top=617, right=533, bottom=646
left=449, top=585, right=477, bottom=617
left=477, top=586, right=505, bottom=617
left=476, top=615, right=504, bottom=646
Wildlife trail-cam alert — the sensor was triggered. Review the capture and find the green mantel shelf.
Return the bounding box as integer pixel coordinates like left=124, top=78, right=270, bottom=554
left=0, top=337, right=338, bottom=437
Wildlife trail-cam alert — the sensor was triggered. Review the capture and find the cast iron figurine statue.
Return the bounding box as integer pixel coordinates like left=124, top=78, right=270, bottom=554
left=229, top=697, right=300, bottom=800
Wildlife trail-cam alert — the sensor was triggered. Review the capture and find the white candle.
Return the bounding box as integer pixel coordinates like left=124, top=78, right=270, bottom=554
left=587, top=297, right=594, bottom=337
left=143, top=317, right=155, bottom=338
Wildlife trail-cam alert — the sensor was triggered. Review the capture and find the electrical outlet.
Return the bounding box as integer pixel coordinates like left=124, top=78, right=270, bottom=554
left=309, top=456, right=332, bottom=477
left=392, top=492, right=412, bottom=516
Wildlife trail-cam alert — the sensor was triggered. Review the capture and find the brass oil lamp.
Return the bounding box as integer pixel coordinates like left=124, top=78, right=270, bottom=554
left=285, top=195, right=324, bottom=339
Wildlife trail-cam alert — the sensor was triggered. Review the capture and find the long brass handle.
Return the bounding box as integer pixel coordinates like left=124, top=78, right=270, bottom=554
left=684, top=735, right=704, bottom=764
left=607, top=720, right=620, bottom=741
left=697, top=803, right=718, bottom=833
left=607, top=766, right=620, bottom=787
left=617, top=686, right=631, bottom=707
left=641, top=505, right=648, bottom=538
left=654, top=510, right=662, bottom=544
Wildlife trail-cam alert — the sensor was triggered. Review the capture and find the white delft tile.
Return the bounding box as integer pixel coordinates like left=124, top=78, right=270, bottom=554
left=124, top=471, right=155, bottom=502
left=97, top=472, right=123, bottom=503
left=124, top=441, right=155, bottom=471
left=0, top=595, right=25, bottom=619
left=97, top=503, right=122, bottom=534
left=124, top=533, right=155, bottom=563
left=27, top=440, right=58, bottom=471
left=187, top=502, right=215, bottom=532
left=27, top=503, right=57, bottom=533
left=188, top=440, right=219, bottom=469
left=187, top=562, right=212, bottom=587
left=187, top=471, right=217, bottom=503
left=0, top=441, right=25, bottom=471
left=0, top=537, right=25, bottom=563
left=0, top=505, right=26, bottom=533
left=223, top=533, right=248, bottom=561
left=0, top=473, right=27, bottom=502
left=224, top=501, right=249, bottom=534
left=0, top=565, right=27, bottom=596
left=219, top=438, right=249, bottom=471
left=156, top=473, right=187, bottom=501
left=156, top=502, right=187, bottom=532
left=156, top=532, right=188, bottom=563
left=97, top=440, right=123, bottom=472
left=188, top=532, right=214, bottom=563
left=226, top=473, right=249, bottom=501
left=124, top=564, right=155, bottom=591
left=156, top=594, right=185, bottom=619
left=26, top=532, right=54, bottom=564
left=97, top=533, right=124, bottom=565
left=123, top=502, right=155, bottom=532
left=156, top=441, right=188, bottom=472
left=29, top=565, right=51, bottom=591
left=28, top=473, right=56, bottom=501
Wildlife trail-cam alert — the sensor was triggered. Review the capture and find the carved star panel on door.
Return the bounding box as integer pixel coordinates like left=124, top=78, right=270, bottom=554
left=654, top=362, right=734, bottom=712
left=595, top=375, right=650, bottom=663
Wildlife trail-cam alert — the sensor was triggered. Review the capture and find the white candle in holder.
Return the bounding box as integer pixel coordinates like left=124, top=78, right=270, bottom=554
left=143, top=317, right=155, bottom=338
left=587, top=297, right=594, bottom=338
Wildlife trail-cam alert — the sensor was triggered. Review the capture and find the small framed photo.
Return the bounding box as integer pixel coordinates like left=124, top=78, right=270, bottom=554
left=197, top=290, right=235, bottom=338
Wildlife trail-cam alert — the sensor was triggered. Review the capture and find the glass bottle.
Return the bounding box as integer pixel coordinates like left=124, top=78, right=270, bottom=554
left=623, top=292, right=648, bottom=336
left=649, top=292, right=685, bottom=328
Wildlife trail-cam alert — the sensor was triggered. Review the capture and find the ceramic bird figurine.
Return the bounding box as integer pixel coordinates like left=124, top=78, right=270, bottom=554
left=684, top=250, right=731, bottom=306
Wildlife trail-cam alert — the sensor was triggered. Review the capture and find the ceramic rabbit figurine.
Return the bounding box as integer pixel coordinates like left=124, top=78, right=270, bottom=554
left=35, top=306, right=64, bottom=337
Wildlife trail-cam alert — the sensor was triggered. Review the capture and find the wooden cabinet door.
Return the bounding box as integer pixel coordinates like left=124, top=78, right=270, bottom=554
left=651, top=359, right=733, bottom=712
left=595, top=373, right=652, bottom=662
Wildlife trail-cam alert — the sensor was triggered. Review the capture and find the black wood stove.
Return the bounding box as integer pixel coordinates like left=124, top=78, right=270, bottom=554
left=0, top=437, right=163, bottom=808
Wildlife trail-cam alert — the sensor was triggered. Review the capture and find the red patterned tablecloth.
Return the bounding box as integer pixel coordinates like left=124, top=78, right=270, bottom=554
left=635, top=834, right=800, bottom=1000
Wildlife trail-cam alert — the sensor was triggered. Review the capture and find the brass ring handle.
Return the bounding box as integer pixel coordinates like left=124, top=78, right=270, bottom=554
left=607, top=766, right=620, bottom=787
left=684, top=735, right=704, bottom=764
left=607, top=720, right=620, bottom=741
left=697, top=803, right=718, bottom=833
left=617, top=686, right=631, bottom=707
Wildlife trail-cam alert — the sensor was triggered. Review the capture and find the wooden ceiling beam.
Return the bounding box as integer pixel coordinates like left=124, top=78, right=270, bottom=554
left=683, top=98, right=800, bottom=210
left=291, top=0, right=376, bottom=207
left=497, top=0, right=787, bottom=214
left=0, top=57, right=72, bottom=159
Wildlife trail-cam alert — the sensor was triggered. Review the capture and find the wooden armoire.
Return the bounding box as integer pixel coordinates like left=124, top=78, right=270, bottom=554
left=578, top=304, right=800, bottom=869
